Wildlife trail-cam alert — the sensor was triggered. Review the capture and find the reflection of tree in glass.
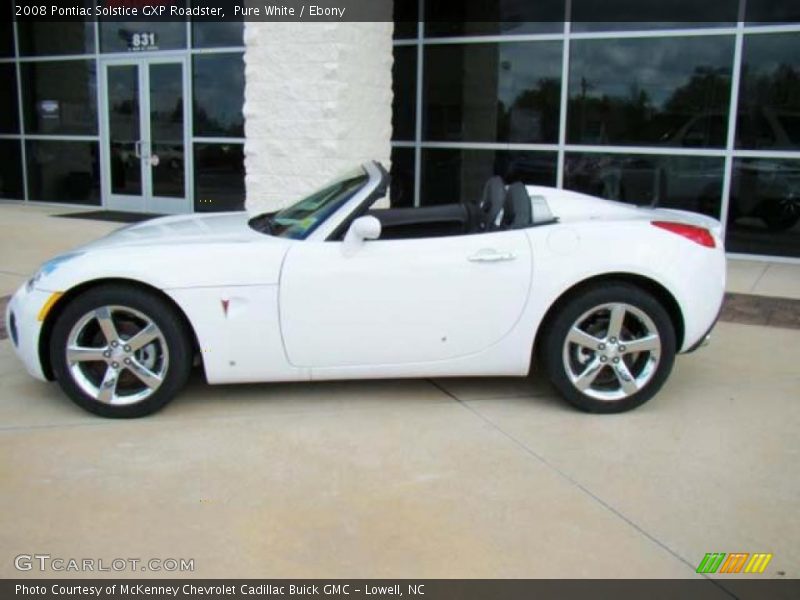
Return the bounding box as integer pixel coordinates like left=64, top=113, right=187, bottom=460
left=193, top=103, right=239, bottom=138
left=569, top=66, right=730, bottom=146
left=503, top=77, right=561, bottom=142
left=666, top=67, right=730, bottom=113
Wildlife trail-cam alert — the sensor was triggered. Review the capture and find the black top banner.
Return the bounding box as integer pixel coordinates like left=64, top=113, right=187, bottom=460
left=9, top=0, right=800, bottom=23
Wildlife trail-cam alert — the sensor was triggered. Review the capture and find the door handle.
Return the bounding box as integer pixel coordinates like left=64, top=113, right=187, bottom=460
left=134, top=140, right=142, bottom=158
left=468, top=249, right=516, bottom=263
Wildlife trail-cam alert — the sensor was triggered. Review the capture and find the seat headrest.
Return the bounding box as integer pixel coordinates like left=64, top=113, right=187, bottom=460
left=474, top=176, right=506, bottom=231
left=480, top=177, right=505, bottom=210
left=506, top=182, right=532, bottom=229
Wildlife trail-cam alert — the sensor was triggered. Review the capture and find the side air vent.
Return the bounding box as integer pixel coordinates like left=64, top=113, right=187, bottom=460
left=9, top=311, right=18, bottom=347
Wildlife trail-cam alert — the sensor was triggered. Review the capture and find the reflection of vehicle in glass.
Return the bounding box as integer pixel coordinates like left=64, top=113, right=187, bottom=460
left=112, top=141, right=183, bottom=170
left=571, top=110, right=800, bottom=231
left=731, top=158, right=800, bottom=231
left=153, top=144, right=184, bottom=171
left=7, top=162, right=725, bottom=418
left=495, top=151, right=555, bottom=186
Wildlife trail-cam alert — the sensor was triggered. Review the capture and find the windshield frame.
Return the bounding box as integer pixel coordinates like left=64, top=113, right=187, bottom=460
left=249, top=165, right=371, bottom=241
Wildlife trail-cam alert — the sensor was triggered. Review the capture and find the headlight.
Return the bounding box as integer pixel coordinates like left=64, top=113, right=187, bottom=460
left=25, top=252, right=84, bottom=292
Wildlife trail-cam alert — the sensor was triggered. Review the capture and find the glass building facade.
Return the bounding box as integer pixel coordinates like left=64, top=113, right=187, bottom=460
left=0, top=16, right=245, bottom=214
left=2, top=2, right=800, bottom=260
left=392, top=0, right=800, bottom=258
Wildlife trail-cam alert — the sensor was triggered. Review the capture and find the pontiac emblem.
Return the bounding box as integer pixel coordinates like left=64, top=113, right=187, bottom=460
left=221, top=299, right=230, bottom=317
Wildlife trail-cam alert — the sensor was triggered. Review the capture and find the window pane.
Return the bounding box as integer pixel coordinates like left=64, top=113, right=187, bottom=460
left=26, top=140, right=100, bottom=205
left=21, top=60, right=97, bottom=135
left=17, top=21, right=95, bottom=56
left=193, top=143, right=244, bottom=212
left=390, top=146, right=415, bottom=207
left=421, top=149, right=556, bottom=206
left=0, top=140, right=24, bottom=200
left=0, top=13, right=14, bottom=58
left=107, top=65, right=141, bottom=196
left=100, top=22, right=186, bottom=53
left=736, top=33, right=800, bottom=151
left=0, top=63, right=19, bottom=134
left=425, top=0, right=564, bottom=37
left=571, top=0, right=737, bottom=31
left=564, top=152, right=724, bottom=217
left=568, top=36, right=734, bottom=147
left=424, top=42, right=562, bottom=143
left=192, top=21, right=243, bottom=48
left=394, top=0, right=418, bottom=40
left=746, top=0, right=800, bottom=24
left=392, top=46, right=416, bottom=141
left=193, top=53, right=244, bottom=137
left=725, top=159, right=800, bottom=258
left=150, top=63, right=185, bottom=199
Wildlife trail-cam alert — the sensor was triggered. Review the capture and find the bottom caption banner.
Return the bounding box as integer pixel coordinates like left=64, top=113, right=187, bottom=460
left=4, top=580, right=800, bottom=600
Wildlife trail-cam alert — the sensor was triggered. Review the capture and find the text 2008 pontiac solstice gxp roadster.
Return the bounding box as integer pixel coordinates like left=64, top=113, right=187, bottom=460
left=6, top=162, right=725, bottom=417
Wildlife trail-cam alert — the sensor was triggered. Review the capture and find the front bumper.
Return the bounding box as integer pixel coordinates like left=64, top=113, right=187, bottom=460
left=5, top=284, right=53, bottom=381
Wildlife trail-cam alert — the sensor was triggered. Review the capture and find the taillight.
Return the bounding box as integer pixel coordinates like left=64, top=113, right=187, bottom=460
left=651, top=221, right=716, bottom=248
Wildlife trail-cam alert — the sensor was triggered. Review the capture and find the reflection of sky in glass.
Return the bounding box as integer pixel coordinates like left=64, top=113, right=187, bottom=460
left=742, top=33, right=800, bottom=75
left=570, top=37, right=734, bottom=108
left=497, top=42, right=562, bottom=109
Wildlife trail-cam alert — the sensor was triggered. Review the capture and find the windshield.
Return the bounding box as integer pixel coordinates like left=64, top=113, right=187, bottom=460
left=250, top=167, right=369, bottom=239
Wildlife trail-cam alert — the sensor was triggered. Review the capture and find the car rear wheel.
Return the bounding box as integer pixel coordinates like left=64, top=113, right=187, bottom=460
left=50, top=285, right=193, bottom=418
left=541, top=283, right=676, bottom=413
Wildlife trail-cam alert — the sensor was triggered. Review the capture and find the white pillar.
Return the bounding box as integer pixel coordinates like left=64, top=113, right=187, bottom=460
left=243, top=22, right=394, bottom=214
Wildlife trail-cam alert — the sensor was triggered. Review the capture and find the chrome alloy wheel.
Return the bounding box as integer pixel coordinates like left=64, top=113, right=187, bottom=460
left=562, top=302, right=661, bottom=401
left=65, top=305, right=169, bottom=405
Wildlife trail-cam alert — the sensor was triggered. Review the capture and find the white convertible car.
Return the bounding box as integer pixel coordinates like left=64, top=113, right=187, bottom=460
left=5, top=161, right=726, bottom=418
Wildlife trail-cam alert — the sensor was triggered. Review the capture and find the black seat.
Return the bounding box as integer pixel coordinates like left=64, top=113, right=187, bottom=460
left=503, top=182, right=533, bottom=229
left=467, top=176, right=505, bottom=232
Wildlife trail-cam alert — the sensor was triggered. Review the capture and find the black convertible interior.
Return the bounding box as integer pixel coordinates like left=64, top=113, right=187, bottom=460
left=368, top=177, right=556, bottom=240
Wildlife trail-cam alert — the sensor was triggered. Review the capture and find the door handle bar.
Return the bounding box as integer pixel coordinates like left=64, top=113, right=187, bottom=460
left=468, top=250, right=516, bottom=263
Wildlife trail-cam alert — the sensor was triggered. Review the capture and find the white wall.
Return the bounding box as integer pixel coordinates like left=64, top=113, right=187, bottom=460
left=243, top=22, right=394, bottom=214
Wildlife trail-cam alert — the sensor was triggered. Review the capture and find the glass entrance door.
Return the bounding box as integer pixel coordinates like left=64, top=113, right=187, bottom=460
left=102, top=57, right=190, bottom=213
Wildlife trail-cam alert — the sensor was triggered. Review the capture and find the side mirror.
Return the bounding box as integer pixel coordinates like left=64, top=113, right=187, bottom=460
left=343, top=216, right=381, bottom=254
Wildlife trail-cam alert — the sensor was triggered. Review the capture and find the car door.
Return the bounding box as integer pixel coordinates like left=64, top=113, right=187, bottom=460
left=278, top=230, right=532, bottom=368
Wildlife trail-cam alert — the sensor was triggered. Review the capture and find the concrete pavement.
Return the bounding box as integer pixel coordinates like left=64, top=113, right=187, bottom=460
left=727, top=258, right=800, bottom=300
left=0, top=321, right=798, bottom=580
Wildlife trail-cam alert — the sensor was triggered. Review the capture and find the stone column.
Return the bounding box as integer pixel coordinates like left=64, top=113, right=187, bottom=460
left=243, top=22, right=394, bottom=214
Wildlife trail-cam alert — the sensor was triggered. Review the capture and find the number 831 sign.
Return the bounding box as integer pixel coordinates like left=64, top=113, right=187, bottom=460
left=129, top=32, right=159, bottom=51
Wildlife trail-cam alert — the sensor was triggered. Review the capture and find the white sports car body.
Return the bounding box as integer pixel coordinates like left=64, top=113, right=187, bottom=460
left=6, top=161, right=726, bottom=417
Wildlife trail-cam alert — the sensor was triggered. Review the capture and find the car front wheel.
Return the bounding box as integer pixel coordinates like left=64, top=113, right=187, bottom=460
left=50, top=285, right=193, bottom=418
left=541, top=283, right=676, bottom=413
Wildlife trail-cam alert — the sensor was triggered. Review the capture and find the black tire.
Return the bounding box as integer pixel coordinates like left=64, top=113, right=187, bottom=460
left=540, top=282, right=676, bottom=414
left=50, top=284, right=193, bottom=418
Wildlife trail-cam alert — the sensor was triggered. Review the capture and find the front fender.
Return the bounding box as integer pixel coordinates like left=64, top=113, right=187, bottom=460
left=34, top=242, right=289, bottom=293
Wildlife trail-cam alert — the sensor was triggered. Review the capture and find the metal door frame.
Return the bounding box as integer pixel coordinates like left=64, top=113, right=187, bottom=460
left=99, top=54, right=191, bottom=214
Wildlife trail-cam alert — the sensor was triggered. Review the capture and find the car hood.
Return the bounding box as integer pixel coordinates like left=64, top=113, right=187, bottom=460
left=83, top=212, right=264, bottom=250
left=35, top=212, right=289, bottom=291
